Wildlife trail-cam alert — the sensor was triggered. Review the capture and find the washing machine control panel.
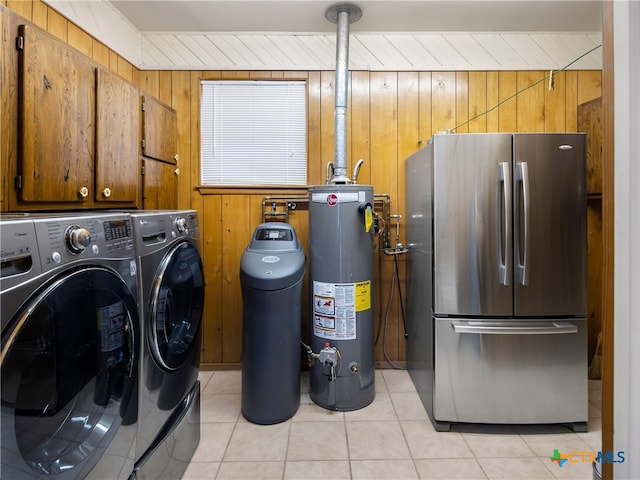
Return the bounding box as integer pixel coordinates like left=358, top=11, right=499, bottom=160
left=171, top=212, right=199, bottom=239
left=33, top=215, right=134, bottom=271
left=0, top=219, right=43, bottom=288
left=130, top=211, right=200, bottom=255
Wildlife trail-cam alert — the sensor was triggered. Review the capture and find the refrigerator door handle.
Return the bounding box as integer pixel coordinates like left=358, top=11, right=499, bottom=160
left=497, top=162, right=511, bottom=285
left=516, top=162, right=530, bottom=285
left=451, top=320, right=578, bottom=335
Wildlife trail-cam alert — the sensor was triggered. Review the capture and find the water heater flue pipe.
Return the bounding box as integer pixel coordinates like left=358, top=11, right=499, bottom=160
left=325, top=3, right=362, bottom=184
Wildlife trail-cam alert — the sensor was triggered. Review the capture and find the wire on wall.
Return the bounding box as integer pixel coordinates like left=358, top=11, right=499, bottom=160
left=445, top=44, right=603, bottom=134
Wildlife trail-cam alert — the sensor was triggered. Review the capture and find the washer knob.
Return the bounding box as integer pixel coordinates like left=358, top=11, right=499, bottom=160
left=65, top=226, right=92, bottom=253
left=174, top=217, right=188, bottom=234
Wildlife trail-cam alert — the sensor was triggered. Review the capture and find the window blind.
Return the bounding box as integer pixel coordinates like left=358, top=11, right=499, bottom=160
left=201, top=80, right=307, bottom=186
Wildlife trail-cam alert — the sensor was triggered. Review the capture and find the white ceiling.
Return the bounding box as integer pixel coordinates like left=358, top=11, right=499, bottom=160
left=45, top=0, right=604, bottom=71
left=107, top=0, right=602, bottom=34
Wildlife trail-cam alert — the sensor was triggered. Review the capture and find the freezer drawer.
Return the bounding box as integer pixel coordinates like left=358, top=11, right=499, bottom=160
left=434, top=318, right=588, bottom=426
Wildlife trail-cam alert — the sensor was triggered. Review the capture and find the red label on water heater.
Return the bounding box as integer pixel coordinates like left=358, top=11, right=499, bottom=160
left=327, top=194, right=338, bottom=206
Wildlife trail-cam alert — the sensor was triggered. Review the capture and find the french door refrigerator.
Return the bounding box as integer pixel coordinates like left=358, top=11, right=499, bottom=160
left=405, top=133, right=588, bottom=432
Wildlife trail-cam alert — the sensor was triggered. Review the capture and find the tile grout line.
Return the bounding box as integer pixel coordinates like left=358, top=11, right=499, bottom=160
left=214, top=375, right=241, bottom=479
left=344, top=410, right=353, bottom=479
left=458, top=426, right=490, bottom=480
left=282, top=419, right=292, bottom=480
left=384, top=370, right=423, bottom=480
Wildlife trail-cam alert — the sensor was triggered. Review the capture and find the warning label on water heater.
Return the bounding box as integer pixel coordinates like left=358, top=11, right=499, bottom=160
left=313, top=280, right=370, bottom=340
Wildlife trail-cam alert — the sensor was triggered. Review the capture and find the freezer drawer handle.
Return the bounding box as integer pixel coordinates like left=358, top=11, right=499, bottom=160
left=451, top=320, right=578, bottom=335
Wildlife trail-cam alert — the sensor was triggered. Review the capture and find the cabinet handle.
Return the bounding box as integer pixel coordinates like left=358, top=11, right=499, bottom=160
left=174, top=154, right=180, bottom=162
left=102, top=187, right=112, bottom=198
left=79, top=186, right=89, bottom=198
left=174, top=168, right=180, bottom=176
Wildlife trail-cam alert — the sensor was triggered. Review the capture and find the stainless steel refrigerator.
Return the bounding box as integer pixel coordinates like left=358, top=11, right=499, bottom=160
left=405, top=133, right=588, bottom=432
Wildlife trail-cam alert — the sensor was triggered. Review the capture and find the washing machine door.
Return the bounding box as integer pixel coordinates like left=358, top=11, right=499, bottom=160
left=149, top=241, right=204, bottom=372
left=1, top=267, right=139, bottom=480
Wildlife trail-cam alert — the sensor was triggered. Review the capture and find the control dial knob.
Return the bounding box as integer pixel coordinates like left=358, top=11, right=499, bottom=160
left=174, top=217, right=188, bottom=234
left=65, top=225, right=92, bottom=253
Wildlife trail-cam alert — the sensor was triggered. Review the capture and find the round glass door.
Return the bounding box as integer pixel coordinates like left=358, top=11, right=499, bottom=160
left=0, top=267, right=138, bottom=478
left=149, top=241, right=204, bottom=371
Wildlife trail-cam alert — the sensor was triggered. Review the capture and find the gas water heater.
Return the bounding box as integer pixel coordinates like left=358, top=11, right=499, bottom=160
left=309, top=185, right=375, bottom=410
left=307, top=3, right=375, bottom=411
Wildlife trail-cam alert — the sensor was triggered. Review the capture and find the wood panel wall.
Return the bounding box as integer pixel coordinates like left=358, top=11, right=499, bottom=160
left=3, top=1, right=602, bottom=369
left=187, top=69, right=601, bottom=368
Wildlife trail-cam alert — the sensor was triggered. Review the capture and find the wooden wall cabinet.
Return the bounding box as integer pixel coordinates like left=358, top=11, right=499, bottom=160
left=141, top=93, right=178, bottom=209
left=15, top=23, right=139, bottom=209
left=18, top=23, right=94, bottom=204
left=141, top=94, right=177, bottom=164
left=142, top=157, right=179, bottom=210
left=96, top=68, right=140, bottom=204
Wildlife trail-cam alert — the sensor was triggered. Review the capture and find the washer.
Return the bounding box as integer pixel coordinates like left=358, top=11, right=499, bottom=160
left=130, top=210, right=204, bottom=480
left=1, top=212, right=140, bottom=479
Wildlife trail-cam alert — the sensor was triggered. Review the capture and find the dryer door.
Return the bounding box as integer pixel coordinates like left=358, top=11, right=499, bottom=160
left=1, top=267, right=139, bottom=480
left=149, top=241, right=204, bottom=371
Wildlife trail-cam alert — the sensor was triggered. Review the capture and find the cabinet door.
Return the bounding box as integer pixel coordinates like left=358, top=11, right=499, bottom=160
left=142, top=95, right=177, bottom=164
left=142, top=158, right=178, bottom=210
left=96, top=68, right=139, bottom=203
left=18, top=24, right=95, bottom=203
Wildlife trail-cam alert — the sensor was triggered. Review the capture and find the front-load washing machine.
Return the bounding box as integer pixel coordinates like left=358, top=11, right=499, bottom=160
left=130, top=210, right=204, bottom=480
left=1, top=212, right=140, bottom=479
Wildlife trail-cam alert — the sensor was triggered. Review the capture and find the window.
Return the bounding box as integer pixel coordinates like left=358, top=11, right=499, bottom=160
left=200, top=80, right=307, bottom=186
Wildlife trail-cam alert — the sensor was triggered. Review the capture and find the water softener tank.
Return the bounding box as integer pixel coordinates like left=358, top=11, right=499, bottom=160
left=240, top=222, right=305, bottom=424
left=308, top=184, right=375, bottom=410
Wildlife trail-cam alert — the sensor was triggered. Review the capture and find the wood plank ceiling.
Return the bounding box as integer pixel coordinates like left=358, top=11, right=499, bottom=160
left=45, top=0, right=603, bottom=71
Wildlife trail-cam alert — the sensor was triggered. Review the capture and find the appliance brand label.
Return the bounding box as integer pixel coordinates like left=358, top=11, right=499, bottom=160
left=261, top=255, right=280, bottom=263
left=310, top=192, right=361, bottom=204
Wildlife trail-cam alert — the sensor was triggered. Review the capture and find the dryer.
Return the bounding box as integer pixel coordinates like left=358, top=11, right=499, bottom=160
left=130, top=210, right=204, bottom=480
left=1, top=212, right=140, bottom=479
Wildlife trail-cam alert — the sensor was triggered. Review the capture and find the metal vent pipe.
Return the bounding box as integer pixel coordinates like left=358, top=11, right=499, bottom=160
left=325, top=3, right=362, bottom=184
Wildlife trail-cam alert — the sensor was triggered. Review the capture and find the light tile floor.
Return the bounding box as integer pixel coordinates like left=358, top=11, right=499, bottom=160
left=184, top=369, right=601, bottom=480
